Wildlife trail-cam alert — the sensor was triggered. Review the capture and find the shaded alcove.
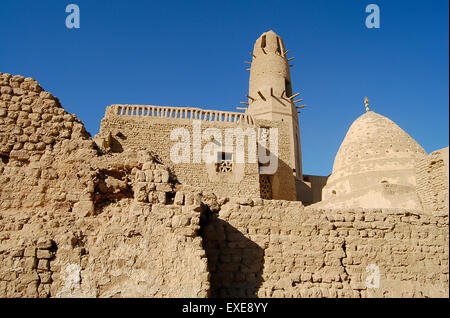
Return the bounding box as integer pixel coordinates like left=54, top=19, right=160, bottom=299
left=200, top=212, right=265, bottom=298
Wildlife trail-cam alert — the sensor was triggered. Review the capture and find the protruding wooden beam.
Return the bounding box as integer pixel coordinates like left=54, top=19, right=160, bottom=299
left=239, top=102, right=249, bottom=105
left=289, top=93, right=300, bottom=100
left=289, top=65, right=294, bottom=68
left=246, top=95, right=255, bottom=101
left=244, top=61, right=251, bottom=64
left=284, top=50, right=290, bottom=56
left=246, top=68, right=251, bottom=71
left=287, top=57, right=295, bottom=61
left=296, top=104, right=307, bottom=109
left=236, top=107, right=247, bottom=110
left=293, top=99, right=304, bottom=103
left=257, top=91, right=266, bottom=101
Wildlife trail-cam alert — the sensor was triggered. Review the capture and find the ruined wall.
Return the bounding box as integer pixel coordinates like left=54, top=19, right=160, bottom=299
left=203, top=199, right=449, bottom=298
left=0, top=73, right=209, bottom=298
left=0, top=197, right=210, bottom=298
left=416, top=147, right=449, bottom=211
left=0, top=73, right=99, bottom=212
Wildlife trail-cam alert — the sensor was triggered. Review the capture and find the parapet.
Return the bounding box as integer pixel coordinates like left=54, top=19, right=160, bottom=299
left=105, top=104, right=255, bottom=125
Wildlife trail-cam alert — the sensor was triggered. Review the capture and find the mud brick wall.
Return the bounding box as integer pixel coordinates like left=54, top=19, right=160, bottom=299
left=0, top=73, right=98, bottom=212
left=98, top=107, right=297, bottom=200
left=0, top=198, right=210, bottom=298
left=416, top=148, right=449, bottom=211
left=203, top=199, right=449, bottom=298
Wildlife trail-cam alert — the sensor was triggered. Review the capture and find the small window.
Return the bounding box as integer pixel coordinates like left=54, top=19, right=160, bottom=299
left=261, top=35, right=266, bottom=49
left=285, top=79, right=292, bottom=97
left=276, top=37, right=281, bottom=55
left=216, top=152, right=233, bottom=173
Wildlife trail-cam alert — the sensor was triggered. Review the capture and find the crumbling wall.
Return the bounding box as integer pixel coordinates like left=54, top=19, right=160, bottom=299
left=0, top=197, right=209, bottom=297
left=0, top=73, right=209, bottom=298
left=416, top=147, right=449, bottom=211
left=203, top=199, right=449, bottom=298
left=0, top=72, right=99, bottom=213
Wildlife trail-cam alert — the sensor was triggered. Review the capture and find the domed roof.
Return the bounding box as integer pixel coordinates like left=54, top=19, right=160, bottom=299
left=330, top=111, right=426, bottom=181
left=320, top=110, right=427, bottom=205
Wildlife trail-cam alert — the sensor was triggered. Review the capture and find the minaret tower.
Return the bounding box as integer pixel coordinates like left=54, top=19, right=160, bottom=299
left=245, top=30, right=303, bottom=179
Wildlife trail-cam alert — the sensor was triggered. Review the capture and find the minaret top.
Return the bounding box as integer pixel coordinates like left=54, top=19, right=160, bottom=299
left=252, top=30, right=287, bottom=57
left=364, top=96, right=370, bottom=112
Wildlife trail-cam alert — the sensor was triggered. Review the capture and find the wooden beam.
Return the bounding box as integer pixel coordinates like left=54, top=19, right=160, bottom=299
left=257, top=91, right=266, bottom=101
left=289, top=93, right=300, bottom=100
left=244, top=61, right=251, bottom=64
left=236, top=107, right=247, bottom=110
left=239, top=102, right=249, bottom=105
left=287, top=57, right=295, bottom=61
left=293, top=99, right=304, bottom=103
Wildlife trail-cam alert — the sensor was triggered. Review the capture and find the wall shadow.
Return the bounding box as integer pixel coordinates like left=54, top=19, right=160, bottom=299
left=201, top=213, right=264, bottom=298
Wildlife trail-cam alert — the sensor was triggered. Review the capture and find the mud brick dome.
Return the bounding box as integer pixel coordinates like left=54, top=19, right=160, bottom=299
left=321, top=110, right=427, bottom=208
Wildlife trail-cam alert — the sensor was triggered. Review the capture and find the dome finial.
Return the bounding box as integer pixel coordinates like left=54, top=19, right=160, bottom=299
left=364, top=96, right=370, bottom=112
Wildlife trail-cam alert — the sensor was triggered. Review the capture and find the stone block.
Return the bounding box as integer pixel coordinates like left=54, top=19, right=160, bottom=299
left=37, top=238, right=53, bottom=249
left=37, top=249, right=53, bottom=259
left=37, top=259, right=49, bottom=271
left=174, top=191, right=184, bottom=205
left=24, top=247, right=36, bottom=257
left=39, top=272, right=52, bottom=284
left=72, top=200, right=95, bottom=217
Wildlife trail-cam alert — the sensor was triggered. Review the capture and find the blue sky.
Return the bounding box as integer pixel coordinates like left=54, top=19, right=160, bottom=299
left=0, top=0, right=448, bottom=176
